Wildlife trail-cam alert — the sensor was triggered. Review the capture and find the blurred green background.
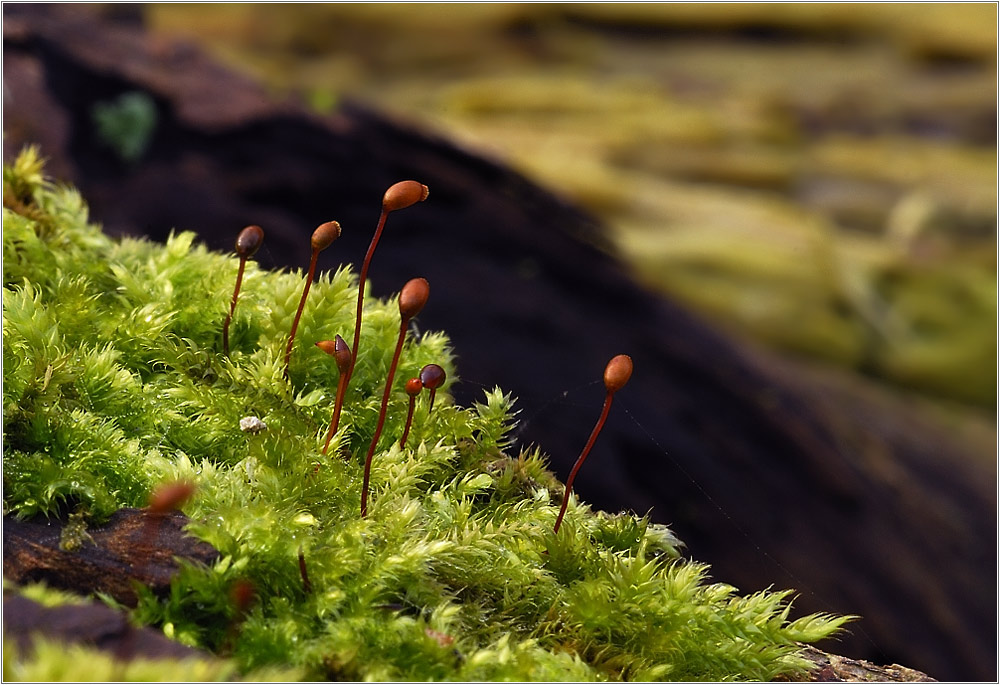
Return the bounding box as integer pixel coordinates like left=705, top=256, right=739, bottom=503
left=146, top=3, right=996, bottom=410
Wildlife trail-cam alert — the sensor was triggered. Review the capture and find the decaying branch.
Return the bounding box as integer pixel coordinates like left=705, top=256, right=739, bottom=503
left=3, top=508, right=219, bottom=607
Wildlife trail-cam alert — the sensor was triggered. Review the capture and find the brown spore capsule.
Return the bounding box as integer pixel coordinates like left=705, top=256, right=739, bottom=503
left=283, top=220, right=341, bottom=379
left=382, top=180, right=429, bottom=213
left=346, top=181, right=430, bottom=396
left=553, top=353, right=632, bottom=534
left=224, top=225, right=265, bottom=355
left=319, top=334, right=354, bottom=457
left=419, top=363, right=447, bottom=413
left=332, top=335, right=352, bottom=375
left=235, top=225, right=264, bottom=259
left=230, top=579, right=256, bottom=613
left=315, top=339, right=338, bottom=356
left=399, top=377, right=423, bottom=449
left=361, top=277, right=431, bottom=517
left=399, top=278, right=430, bottom=320
left=147, top=480, right=196, bottom=515
left=603, top=354, right=633, bottom=393
left=311, top=220, right=342, bottom=252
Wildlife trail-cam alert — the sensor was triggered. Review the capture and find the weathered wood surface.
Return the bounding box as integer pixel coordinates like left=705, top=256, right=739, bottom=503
left=3, top=594, right=208, bottom=662
left=783, top=645, right=936, bottom=683
left=3, top=509, right=219, bottom=607
left=2, top=6, right=994, bottom=680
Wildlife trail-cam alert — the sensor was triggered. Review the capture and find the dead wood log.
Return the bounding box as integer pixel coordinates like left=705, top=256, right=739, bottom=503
left=782, top=644, right=936, bottom=683
left=3, top=508, right=220, bottom=607
left=3, top=594, right=209, bottom=663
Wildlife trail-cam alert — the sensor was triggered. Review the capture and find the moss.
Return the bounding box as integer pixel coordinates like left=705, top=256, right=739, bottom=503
left=2, top=148, right=849, bottom=681
left=3, top=635, right=299, bottom=682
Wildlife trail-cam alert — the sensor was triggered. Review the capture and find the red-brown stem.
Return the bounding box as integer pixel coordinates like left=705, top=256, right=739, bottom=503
left=323, top=369, right=351, bottom=456
left=399, top=395, right=417, bottom=448
left=283, top=249, right=320, bottom=380
left=298, top=545, right=313, bottom=594
left=223, top=257, right=247, bottom=356
left=427, top=388, right=438, bottom=413
left=553, top=392, right=615, bottom=534
left=347, top=210, right=387, bottom=386
left=360, top=314, right=410, bottom=518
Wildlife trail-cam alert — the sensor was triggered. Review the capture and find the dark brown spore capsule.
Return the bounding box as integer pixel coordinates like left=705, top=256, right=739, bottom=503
left=224, top=225, right=265, bottom=355
left=418, top=364, right=446, bottom=390
left=333, top=335, right=352, bottom=375
left=235, top=225, right=264, bottom=258
left=419, top=363, right=447, bottom=413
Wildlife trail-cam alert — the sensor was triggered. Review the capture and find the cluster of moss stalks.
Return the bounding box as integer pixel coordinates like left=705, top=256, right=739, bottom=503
left=2, top=148, right=848, bottom=681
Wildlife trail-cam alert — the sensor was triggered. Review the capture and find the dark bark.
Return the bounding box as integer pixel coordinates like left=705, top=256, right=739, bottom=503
left=1, top=6, right=995, bottom=680
left=3, top=594, right=209, bottom=662
left=3, top=509, right=220, bottom=607
left=783, top=645, right=936, bottom=683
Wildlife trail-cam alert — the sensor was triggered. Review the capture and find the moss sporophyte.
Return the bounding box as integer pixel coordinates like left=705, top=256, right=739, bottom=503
left=2, top=149, right=851, bottom=681
left=223, top=225, right=264, bottom=356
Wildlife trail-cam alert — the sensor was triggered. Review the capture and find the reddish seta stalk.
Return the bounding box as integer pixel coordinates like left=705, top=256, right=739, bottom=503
left=297, top=546, right=313, bottom=594
left=399, top=377, right=423, bottom=448
left=283, top=221, right=341, bottom=380
left=345, top=181, right=428, bottom=392
left=316, top=335, right=353, bottom=457
left=418, top=363, right=446, bottom=413
left=553, top=354, right=633, bottom=534
left=361, top=278, right=430, bottom=517
left=223, top=225, right=264, bottom=355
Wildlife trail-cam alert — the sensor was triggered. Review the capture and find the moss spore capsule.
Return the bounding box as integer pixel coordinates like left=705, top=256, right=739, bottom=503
left=314, top=339, right=338, bottom=356
left=405, top=377, right=424, bottom=396
left=284, top=220, right=341, bottom=379
left=604, top=354, right=633, bottom=393
left=382, top=180, right=429, bottom=212
left=345, top=181, right=429, bottom=408
left=311, top=220, right=341, bottom=252
left=147, top=480, right=196, bottom=515
left=318, top=334, right=354, bottom=457
left=235, top=224, right=264, bottom=258
left=553, top=354, right=632, bottom=534
left=399, top=377, right=423, bottom=449
left=333, top=334, right=352, bottom=375
left=361, top=277, right=431, bottom=516
left=419, top=363, right=446, bottom=412
left=224, top=225, right=265, bottom=355
left=399, top=277, right=430, bottom=319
